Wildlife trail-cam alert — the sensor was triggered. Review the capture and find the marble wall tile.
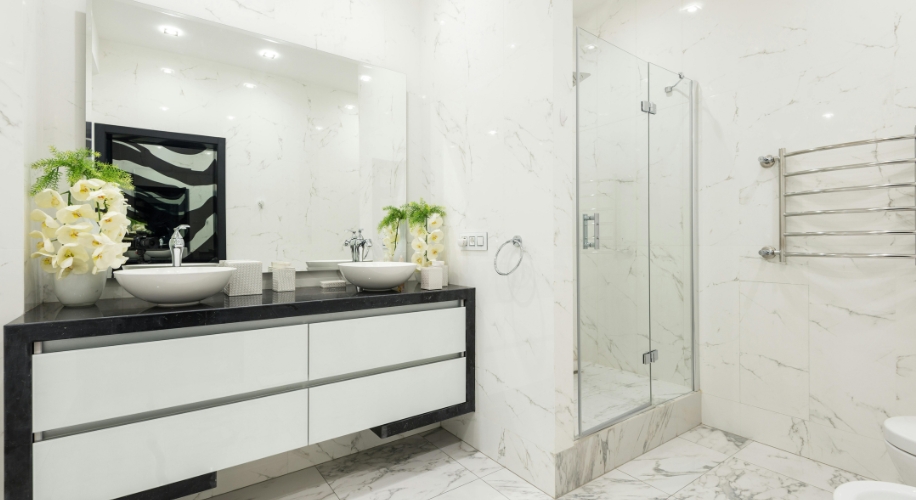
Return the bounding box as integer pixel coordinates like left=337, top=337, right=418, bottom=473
left=554, top=392, right=700, bottom=498
left=738, top=282, right=809, bottom=419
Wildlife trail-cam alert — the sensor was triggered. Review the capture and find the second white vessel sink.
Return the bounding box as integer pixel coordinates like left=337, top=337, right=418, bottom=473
left=338, top=262, right=417, bottom=291
left=114, top=267, right=236, bottom=306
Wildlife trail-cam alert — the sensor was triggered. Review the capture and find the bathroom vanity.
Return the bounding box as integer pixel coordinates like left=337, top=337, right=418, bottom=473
left=4, top=285, right=475, bottom=500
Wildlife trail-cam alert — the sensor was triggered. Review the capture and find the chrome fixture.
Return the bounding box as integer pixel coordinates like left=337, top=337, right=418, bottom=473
left=759, top=128, right=916, bottom=262
left=640, top=100, right=657, bottom=114
left=582, top=213, right=599, bottom=249
left=758, top=155, right=777, bottom=168
left=642, top=349, right=659, bottom=364
left=664, top=72, right=686, bottom=93
left=169, top=224, right=190, bottom=267
left=494, top=236, right=524, bottom=276
left=343, top=229, right=372, bottom=262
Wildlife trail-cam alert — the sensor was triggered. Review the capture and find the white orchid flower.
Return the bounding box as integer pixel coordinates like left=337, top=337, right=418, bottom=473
left=411, top=237, right=428, bottom=252
left=428, top=229, right=444, bottom=244
left=69, top=179, right=103, bottom=201
left=35, top=189, right=65, bottom=209
left=428, top=244, right=445, bottom=261
left=100, top=211, right=128, bottom=230
left=428, top=214, right=443, bottom=229
left=410, top=252, right=426, bottom=270
left=56, top=204, right=96, bottom=224
left=55, top=223, right=92, bottom=244
left=78, top=232, right=114, bottom=251
left=101, top=225, right=127, bottom=243
left=57, top=255, right=89, bottom=279
left=410, top=225, right=427, bottom=239
left=35, top=253, right=57, bottom=273
left=29, top=230, right=55, bottom=253
left=88, top=187, right=124, bottom=207
left=31, top=209, right=61, bottom=238
left=55, top=243, right=89, bottom=278
left=91, top=243, right=123, bottom=273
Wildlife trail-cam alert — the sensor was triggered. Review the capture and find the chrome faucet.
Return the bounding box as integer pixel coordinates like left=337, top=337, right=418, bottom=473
left=343, top=229, right=372, bottom=262
left=169, top=224, right=190, bottom=267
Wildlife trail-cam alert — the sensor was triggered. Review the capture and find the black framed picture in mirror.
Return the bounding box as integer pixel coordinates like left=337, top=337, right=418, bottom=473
left=93, top=123, right=226, bottom=264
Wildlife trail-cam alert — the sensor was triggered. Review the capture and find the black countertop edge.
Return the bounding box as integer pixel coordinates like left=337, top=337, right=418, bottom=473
left=4, top=284, right=474, bottom=342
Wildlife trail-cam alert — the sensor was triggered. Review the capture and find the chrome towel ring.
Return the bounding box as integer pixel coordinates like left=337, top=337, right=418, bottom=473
left=494, top=236, right=523, bottom=276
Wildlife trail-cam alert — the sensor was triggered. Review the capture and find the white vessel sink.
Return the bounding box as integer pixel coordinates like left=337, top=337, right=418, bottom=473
left=114, top=267, right=236, bottom=306
left=338, top=262, right=417, bottom=291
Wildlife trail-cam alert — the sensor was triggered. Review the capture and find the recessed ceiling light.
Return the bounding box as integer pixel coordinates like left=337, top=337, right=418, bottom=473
left=161, top=67, right=174, bottom=74
left=584, top=44, right=596, bottom=51
left=243, top=83, right=257, bottom=89
left=823, top=112, right=834, bottom=119
left=345, top=105, right=355, bottom=110
left=160, top=26, right=181, bottom=37
left=680, top=3, right=702, bottom=13
left=359, top=75, right=372, bottom=82
left=259, top=49, right=279, bottom=60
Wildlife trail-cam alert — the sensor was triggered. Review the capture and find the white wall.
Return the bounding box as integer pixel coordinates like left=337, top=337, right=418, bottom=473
left=578, top=0, right=916, bottom=482
left=416, top=0, right=577, bottom=494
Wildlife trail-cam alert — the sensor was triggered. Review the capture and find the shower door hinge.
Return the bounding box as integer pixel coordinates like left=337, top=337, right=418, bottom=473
left=640, top=101, right=656, bottom=114
left=642, top=349, right=659, bottom=364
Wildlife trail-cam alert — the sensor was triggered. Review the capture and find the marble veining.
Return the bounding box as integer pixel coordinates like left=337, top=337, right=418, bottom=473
left=199, top=425, right=868, bottom=500
left=315, top=435, right=475, bottom=500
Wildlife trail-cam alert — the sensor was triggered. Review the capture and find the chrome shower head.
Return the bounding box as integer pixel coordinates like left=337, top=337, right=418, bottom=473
left=665, top=72, right=686, bottom=93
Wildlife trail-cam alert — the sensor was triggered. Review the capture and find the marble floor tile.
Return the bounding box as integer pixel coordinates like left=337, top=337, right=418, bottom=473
left=734, top=442, right=868, bottom=492
left=578, top=362, right=693, bottom=430
left=670, top=457, right=833, bottom=500
left=679, top=424, right=750, bottom=456
left=617, top=437, right=729, bottom=494
left=423, top=429, right=504, bottom=478
left=315, top=435, right=475, bottom=500
left=483, top=469, right=553, bottom=500
left=558, top=469, right=669, bottom=500
left=209, top=467, right=338, bottom=500
left=432, top=479, right=507, bottom=500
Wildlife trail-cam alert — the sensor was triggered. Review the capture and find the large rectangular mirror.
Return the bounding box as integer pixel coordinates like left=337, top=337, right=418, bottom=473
left=86, top=0, right=407, bottom=269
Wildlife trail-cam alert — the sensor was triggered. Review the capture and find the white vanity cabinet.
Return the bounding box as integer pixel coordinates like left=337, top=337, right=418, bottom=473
left=11, top=292, right=474, bottom=500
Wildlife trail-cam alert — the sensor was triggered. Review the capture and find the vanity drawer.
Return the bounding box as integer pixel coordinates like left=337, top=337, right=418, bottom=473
left=33, top=324, right=309, bottom=432
left=33, top=389, right=308, bottom=500
left=309, top=307, right=465, bottom=380
left=309, top=357, right=465, bottom=444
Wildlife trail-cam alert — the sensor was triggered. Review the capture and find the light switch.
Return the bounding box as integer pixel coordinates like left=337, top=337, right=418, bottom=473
left=459, top=232, right=488, bottom=251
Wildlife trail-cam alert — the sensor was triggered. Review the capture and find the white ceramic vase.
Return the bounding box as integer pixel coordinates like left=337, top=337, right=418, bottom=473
left=53, top=272, right=107, bottom=307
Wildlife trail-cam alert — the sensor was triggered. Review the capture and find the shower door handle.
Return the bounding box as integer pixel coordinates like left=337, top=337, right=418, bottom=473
left=583, top=213, right=599, bottom=249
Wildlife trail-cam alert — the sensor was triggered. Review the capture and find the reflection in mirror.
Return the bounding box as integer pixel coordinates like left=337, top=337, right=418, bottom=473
left=87, top=0, right=407, bottom=269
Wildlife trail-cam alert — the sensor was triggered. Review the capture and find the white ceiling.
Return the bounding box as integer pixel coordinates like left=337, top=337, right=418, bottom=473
left=91, top=0, right=366, bottom=92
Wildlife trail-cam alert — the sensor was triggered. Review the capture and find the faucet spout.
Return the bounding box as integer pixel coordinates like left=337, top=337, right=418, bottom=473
left=169, top=224, right=190, bottom=267
left=343, top=229, right=372, bottom=262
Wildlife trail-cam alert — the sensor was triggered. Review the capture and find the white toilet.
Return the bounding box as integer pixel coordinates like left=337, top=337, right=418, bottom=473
left=834, top=417, right=916, bottom=499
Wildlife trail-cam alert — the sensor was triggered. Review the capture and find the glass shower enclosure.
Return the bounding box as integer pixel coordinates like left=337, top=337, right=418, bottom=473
left=575, top=28, right=696, bottom=436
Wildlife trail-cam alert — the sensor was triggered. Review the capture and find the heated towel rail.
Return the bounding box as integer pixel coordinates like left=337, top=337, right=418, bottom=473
left=758, top=129, right=916, bottom=262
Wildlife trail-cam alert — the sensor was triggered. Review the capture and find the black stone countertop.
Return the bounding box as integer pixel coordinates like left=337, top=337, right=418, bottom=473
left=4, top=284, right=474, bottom=341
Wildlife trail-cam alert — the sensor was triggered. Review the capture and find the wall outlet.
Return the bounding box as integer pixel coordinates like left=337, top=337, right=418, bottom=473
left=458, top=232, right=488, bottom=251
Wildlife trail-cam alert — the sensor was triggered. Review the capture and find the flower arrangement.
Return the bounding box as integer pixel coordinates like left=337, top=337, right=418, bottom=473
left=28, top=147, right=133, bottom=279
left=377, top=205, right=407, bottom=261
left=405, top=199, right=446, bottom=270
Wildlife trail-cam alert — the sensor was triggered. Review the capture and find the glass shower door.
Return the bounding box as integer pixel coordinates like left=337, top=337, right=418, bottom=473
left=647, top=63, right=695, bottom=404
left=576, top=28, right=652, bottom=434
